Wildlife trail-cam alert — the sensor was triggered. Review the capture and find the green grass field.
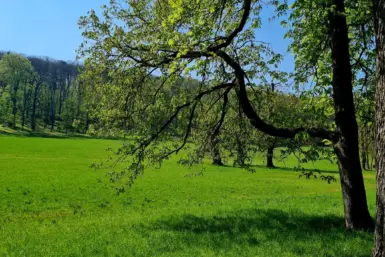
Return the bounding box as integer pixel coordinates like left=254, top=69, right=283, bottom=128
left=0, top=135, right=376, bottom=257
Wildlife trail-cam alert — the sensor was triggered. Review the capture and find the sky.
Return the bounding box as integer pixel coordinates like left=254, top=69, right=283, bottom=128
left=0, top=0, right=106, bottom=61
left=0, top=1, right=294, bottom=73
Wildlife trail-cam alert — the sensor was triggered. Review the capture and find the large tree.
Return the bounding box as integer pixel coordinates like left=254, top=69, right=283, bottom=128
left=373, top=0, right=385, bottom=254
left=284, top=0, right=375, bottom=229
left=79, top=0, right=372, bottom=230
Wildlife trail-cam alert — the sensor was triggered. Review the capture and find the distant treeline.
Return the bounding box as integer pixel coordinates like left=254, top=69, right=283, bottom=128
left=0, top=51, right=88, bottom=133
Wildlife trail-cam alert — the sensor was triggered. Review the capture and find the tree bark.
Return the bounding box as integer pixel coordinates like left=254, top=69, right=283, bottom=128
left=373, top=0, right=385, bottom=254
left=329, top=0, right=373, bottom=230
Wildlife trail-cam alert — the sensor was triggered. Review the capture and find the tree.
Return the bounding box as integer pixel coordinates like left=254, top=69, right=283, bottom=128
left=356, top=91, right=375, bottom=171
left=373, top=0, right=385, bottom=254
left=19, top=78, right=32, bottom=128
left=0, top=85, right=13, bottom=126
left=28, top=57, right=50, bottom=131
left=249, top=84, right=323, bottom=169
left=0, top=53, right=33, bottom=127
left=61, top=97, right=77, bottom=132
left=79, top=0, right=372, bottom=229
left=283, top=0, right=375, bottom=229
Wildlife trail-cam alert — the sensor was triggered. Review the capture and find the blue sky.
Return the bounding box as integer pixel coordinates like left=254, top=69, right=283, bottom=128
left=0, top=0, right=106, bottom=61
left=0, top=1, right=293, bottom=72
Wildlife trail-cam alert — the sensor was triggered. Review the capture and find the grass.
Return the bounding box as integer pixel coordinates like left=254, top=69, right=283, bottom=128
left=0, top=134, right=376, bottom=257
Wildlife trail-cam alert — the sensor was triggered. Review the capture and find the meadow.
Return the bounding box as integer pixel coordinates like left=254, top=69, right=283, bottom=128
left=0, top=134, right=376, bottom=257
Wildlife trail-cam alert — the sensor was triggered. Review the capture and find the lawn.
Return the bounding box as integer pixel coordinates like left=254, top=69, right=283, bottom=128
left=0, top=134, right=376, bottom=257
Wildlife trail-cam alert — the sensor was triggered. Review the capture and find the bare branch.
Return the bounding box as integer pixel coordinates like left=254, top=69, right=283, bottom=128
left=130, top=82, right=235, bottom=154
left=212, top=87, right=231, bottom=137
left=160, top=100, right=198, bottom=159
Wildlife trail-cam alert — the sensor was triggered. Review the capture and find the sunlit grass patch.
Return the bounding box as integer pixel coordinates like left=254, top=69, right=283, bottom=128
left=0, top=135, right=375, bottom=256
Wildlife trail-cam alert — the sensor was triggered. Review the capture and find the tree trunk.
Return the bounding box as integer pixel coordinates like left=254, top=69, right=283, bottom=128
left=373, top=0, right=385, bottom=254
left=50, top=86, right=56, bottom=132
left=211, top=137, right=223, bottom=166
left=368, top=156, right=376, bottom=169
left=362, top=151, right=368, bottom=170
left=11, top=82, right=19, bottom=128
left=266, top=138, right=277, bottom=168
left=25, top=91, right=30, bottom=125
left=21, top=83, right=28, bottom=129
left=329, top=0, right=373, bottom=230
left=233, top=138, right=246, bottom=167
left=58, top=91, right=62, bottom=115
left=233, top=98, right=246, bottom=167
left=83, top=112, right=89, bottom=134
left=361, top=140, right=369, bottom=170
left=210, top=93, right=229, bottom=167
left=266, top=146, right=275, bottom=168
left=50, top=103, right=55, bottom=132
left=31, top=83, right=41, bottom=131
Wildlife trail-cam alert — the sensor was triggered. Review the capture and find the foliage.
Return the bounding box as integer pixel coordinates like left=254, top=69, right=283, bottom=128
left=78, top=0, right=340, bottom=188
left=0, top=52, right=87, bottom=133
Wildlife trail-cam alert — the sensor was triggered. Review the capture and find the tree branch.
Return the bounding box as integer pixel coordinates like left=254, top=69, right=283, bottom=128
left=160, top=100, right=198, bottom=159
left=208, top=0, right=252, bottom=52
left=130, top=82, right=235, bottom=154
left=216, top=50, right=336, bottom=141
left=212, top=87, right=231, bottom=137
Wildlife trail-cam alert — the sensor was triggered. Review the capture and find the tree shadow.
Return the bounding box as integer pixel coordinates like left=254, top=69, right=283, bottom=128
left=252, top=164, right=340, bottom=174
left=218, top=163, right=339, bottom=174
left=0, top=129, right=123, bottom=141
left=144, top=208, right=372, bottom=256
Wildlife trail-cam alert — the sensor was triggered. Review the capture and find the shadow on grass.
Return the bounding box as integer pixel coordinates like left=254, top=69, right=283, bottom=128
left=146, top=208, right=373, bottom=256
left=219, top=163, right=340, bottom=174
left=254, top=164, right=340, bottom=174
left=0, top=129, right=124, bottom=141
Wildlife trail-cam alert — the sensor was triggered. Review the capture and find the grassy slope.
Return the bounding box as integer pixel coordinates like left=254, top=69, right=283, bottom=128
left=0, top=135, right=376, bottom=257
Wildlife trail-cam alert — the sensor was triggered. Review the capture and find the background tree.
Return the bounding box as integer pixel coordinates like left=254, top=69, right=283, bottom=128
left=0, top=53, right=84, bottom=133
left=0, top=53, right=33, bottom=127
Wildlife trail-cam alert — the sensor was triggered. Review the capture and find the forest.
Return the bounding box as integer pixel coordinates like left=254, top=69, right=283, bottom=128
left=0, top=52, right=85, bottom=133
left=1, top=0, right=385, bottom=256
